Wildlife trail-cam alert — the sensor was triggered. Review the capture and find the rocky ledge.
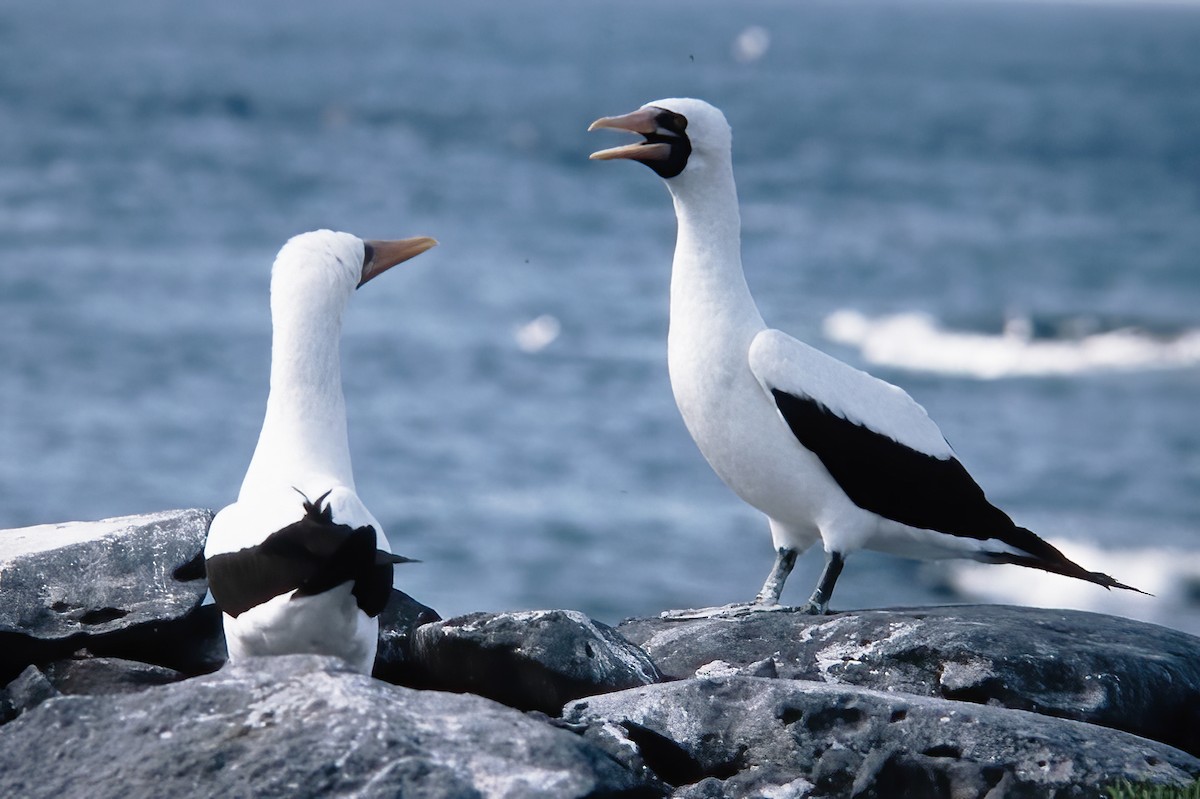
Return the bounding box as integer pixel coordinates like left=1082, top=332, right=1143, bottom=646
left=1, top=509, right=1198, bottom=798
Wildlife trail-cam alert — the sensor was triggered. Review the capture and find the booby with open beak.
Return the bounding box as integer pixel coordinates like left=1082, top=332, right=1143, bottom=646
left=590, top=99, right=1142, bottom=615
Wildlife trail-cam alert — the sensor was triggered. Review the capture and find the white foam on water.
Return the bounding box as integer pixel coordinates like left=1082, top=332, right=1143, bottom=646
left=732, top=26, right=771, bottom=63
left=823, top=309, right=1200, bottom=379
left=942, top=537, right=1200, bottom=636
left=513, top=314, right=561, bottom=353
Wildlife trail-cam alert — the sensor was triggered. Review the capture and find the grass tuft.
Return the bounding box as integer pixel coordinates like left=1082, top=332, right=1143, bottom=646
left=1106, top=780, right=1200, bottom=799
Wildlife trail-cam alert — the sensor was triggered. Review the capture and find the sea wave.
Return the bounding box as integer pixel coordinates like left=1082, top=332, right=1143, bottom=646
left=823, top=310, right=1200, bottom=379
left=939, top=538, right=1200, bottom=636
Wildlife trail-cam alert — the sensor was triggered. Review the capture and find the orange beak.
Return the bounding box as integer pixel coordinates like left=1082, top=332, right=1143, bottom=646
left=588, top=108, right=672, bottom=163
left=359, top=236, right=438, bottom=287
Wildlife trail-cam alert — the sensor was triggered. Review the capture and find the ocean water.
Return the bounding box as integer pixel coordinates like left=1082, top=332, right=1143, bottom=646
left=2, top=0, right=1198, bottom=632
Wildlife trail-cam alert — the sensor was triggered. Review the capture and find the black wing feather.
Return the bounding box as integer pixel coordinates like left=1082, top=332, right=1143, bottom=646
left=770, top=388, right=1014, bottom=539
left=206, top=492, right=415, bottom=618
left=768, top=388, right=1143, bottom=592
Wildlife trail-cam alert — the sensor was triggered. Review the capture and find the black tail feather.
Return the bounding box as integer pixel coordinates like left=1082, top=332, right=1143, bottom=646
left=983, top=529, right=1150, bottom=595
left=377, top=552, right=419, bottom=566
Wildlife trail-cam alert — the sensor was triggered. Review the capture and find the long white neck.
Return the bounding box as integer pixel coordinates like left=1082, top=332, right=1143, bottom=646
left=666, top=163, right=765, bottom=358
left=240, top=294, right=354, bottom=499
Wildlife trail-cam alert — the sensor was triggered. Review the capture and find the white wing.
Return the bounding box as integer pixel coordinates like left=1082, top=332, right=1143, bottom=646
left=204, top=484, right=389, bottom=558
left=748, top=328, right=953, bottom=459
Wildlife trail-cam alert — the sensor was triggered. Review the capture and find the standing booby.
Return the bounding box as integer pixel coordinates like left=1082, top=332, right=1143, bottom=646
left=589, top=99, right=1141, bottom=614
left=204, top=230, right=436, bottom=672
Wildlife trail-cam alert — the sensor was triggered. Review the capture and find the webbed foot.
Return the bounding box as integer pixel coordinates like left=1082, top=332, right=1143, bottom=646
left=798, top=600, right=830, bottom=615
left=659, top=602, right=791, bottom=621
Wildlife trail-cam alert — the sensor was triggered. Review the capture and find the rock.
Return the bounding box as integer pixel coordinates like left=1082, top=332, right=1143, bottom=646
left=371, top=588, right=442, bottom=684
left=410, top=609, right=662, bottom=714
left=0, top=666, right=59, bottom=723
left=0, top=654, right=184, bottom=726
left=104, top=600, right=228, bottom=676
left=618, top=604, right=1200, bottom=756
left=563, top=676, right=1200, bottom=798
left=0, top=509, right=213, bottom=681
left=0, top=508, right=212, bottom=639
left=64, top=601, right=228, bottom=679
left=0, top=654, right=663, bottom=799
left=41, top=654, right=184, bottom=695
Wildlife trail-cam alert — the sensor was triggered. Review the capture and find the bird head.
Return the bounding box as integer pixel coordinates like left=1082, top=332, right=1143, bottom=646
left=588, top=98, right=732, bottom=181
left=269, top=230, right=437, bottom=324
left=273, top=230, right=437, bottom=295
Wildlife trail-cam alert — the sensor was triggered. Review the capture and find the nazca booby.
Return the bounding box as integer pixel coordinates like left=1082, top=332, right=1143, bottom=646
left=204, top=230, right=435, bottom=672
left=589, top=99, right=1142, bottom=614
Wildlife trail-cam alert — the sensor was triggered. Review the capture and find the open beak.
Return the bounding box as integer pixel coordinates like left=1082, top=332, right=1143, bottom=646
left=359, top=236, right=438, bottom=288
left=588, top=108, right=672, bottom=163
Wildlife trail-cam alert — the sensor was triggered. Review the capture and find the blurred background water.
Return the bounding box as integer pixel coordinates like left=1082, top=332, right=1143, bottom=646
left=2, top=0, right=1198, bottom=632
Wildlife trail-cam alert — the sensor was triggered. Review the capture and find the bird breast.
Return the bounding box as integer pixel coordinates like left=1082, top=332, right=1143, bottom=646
left=667, top=319, right=835, bottom=525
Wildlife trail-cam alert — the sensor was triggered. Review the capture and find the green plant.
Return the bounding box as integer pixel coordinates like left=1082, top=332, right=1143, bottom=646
left=1105, top=779, right=1200, bottom=799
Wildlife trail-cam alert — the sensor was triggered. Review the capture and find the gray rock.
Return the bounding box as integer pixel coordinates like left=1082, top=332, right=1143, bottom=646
left=411, top=609, right=662, bottom=714
left=372, top=588, right=442, bottom=684
left=0, top=509, right=212, bottom=680
left=0, top=655, right=182, bottom=726
left=0, top=665, right=60, bottom=723
left=618, top=604, right=1200, bottom=756
left=0, top=654, right=663, bottom=799
left=41, top=655, right=184, bottom=695
left=563, top=676, right=1200, bottom=799
left=112, top=600, right=228, bottom=676
left=0, top=508, right=211, bottom=638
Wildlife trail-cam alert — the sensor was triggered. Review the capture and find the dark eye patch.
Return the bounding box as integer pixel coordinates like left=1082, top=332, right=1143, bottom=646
left=652, top=108, right=688, bottom=136
left=361, top=243, right=375, bottom=267
left=637, top=107, right=693, bottom=179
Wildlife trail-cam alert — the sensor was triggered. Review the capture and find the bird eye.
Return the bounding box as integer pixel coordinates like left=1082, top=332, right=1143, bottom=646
left=652, top=109, right=688, bottom=137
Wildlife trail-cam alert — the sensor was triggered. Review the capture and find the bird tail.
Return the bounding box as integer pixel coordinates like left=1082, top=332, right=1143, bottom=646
left=376, top=551, right=419, bottom=566
left=983, top=528, right=1149, bottom=595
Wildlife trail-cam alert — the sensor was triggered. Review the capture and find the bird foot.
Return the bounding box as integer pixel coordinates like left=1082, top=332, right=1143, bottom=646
left=659, top=602, right=793, bottom=621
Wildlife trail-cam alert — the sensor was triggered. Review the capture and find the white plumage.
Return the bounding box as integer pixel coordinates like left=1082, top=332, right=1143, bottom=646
left=748, top=330, right=953, bottom=459
left=205, top=230, right=435, bottom=671
left=590, top=98, right=1138, bottom=613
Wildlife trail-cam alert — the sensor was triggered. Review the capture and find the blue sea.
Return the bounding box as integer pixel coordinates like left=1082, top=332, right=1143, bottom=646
left=2, top=0, right=1198, bottom=633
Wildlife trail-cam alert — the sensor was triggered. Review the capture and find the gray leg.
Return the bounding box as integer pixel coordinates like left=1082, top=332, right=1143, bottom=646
left=801, top=551, right=845, bottom=615
left=754, top=547, right=798, bottom=606
left=658, top=546, right=799, bottom=620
